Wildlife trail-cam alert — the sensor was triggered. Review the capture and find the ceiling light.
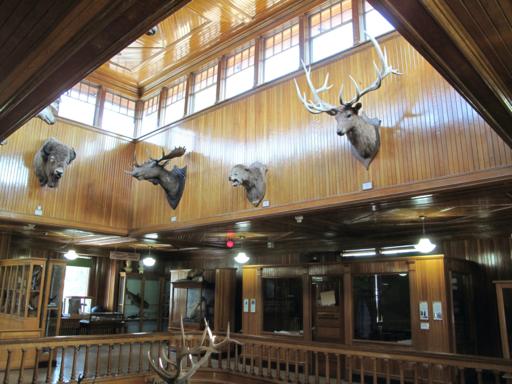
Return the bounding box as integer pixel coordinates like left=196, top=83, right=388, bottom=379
left=414, top=216, right=436, bottom=253
left=341, top=248, right=376, bottom=257
left=142, top=256, right=156, bottom=267
left=64, top=249, right=78, bottom=260
left=234, top=252, right=249, bottom=264
left=399, top=273, right=408, bottom=277
left=380, top=245, right=417, bottom=255
left=145, top=233, right=158, bottom=239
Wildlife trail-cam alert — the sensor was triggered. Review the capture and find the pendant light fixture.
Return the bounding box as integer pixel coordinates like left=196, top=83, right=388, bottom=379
left=142, top=247, right=156, bottom=267
left=64, top=249, right=78, bottom=260
left=234, top=236, right=250, bottom=264
left=414, top=216, right=436, bottom=253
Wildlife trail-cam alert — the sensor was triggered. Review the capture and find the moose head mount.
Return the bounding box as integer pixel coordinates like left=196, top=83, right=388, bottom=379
left=33, top=138, right=76, bottom=188
left=294, top=33, right=401, bottom=169
left=36, top=100, right=60, bottom=125
left=228, top=162, right=268, bottom=207
left=129, top=147, right=187, bottom=209
left=148, top=318, right=240, bottom=384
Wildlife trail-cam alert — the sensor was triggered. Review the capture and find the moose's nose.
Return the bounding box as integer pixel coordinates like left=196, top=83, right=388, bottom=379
left=337, top=131, right=345, bottom=136
left=54, top=169, right=64, bottom=178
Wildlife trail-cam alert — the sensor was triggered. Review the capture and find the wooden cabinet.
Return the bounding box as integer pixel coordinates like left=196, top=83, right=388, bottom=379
left=169, top=268, right=236, bottom=332
left=117, top=271, right=169, bottom=332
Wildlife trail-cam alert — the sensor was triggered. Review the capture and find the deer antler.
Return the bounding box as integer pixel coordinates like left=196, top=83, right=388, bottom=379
left=148, top=318, right=240, bottom=384
left=339, top=32, right=401, bottom=107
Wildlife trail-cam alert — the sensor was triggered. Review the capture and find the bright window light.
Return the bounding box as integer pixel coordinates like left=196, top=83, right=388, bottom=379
left=63, top=266, right=90, bottom=297
left=57, top=81, right=98, bottom=126
left=264, top=46, right=300, bottom=82
left=311, top=23, right=353, bottom=63
left=364, top=3, right=394, bottom=37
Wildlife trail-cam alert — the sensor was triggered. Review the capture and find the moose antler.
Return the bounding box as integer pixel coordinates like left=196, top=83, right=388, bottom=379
left=148, top=318, right=240, bottom=384
left=150, top=147, right=186, bottom=165
left=294, top=31, right=401, bottom=113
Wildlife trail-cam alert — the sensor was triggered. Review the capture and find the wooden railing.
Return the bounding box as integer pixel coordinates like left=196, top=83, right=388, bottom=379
left=1, top=332, right=511, bottom=383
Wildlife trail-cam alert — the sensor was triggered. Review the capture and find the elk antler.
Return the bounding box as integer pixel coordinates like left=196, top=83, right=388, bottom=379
left=148, top=318, right=240, bottom=384
left=339, top=32, right=401, bottom=107
left=294, top=31, right=401, bottom=113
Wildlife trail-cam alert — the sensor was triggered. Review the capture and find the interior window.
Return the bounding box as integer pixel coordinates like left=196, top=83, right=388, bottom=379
left=163, top=78, right=187, bottom=126
left=102, top=91, right=136, bottom=137
left=309, top=0, right=354, bottom=63
left=263, top=277, right=303, bottom=335
left=363, top=1, right=394, bottom=37
left=62, top=266, right=90, bottom=314
left=263, top=22, right=300, bottom=83
left=57, top=80, right=98, bottom=126
left=224, top=43, right=255, bottom=99
left=190, top=63, right=218, bottom=113
left=353, top=273, right=411, bottom=343
left=139, top=94, right=160, bottom=137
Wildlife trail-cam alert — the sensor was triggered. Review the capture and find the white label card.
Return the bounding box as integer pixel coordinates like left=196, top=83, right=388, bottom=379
left=243, top=298, right=249, bottom=313
left=419, top=301, right=429, bottom=320
left=433, top=301, right=442, bottom=320
left=250, top=298, right=256, bottom=313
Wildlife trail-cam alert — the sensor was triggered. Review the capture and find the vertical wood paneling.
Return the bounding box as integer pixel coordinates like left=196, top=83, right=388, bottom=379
left=132, top=34, right=512, bottom=229
left=0, top=119, right=134, bottom=232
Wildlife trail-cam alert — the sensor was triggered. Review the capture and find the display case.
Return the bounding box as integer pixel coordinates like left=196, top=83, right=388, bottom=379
left=170, top=280, right=214, bottom=329
left=117, top=272, right=168, bottom=332
left=41, top=260, right=66, bottom=337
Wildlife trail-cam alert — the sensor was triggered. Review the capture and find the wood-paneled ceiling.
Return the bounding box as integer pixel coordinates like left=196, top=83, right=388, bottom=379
left=0, top=0, right=190, bottom=141
left=89, top=0, right=318, bottom=95
left=4, top=183, right=512, bottom=254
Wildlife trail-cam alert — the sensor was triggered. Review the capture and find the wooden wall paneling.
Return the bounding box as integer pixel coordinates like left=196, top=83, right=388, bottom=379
left=343, top=264, right=353, bottom=346
left=0, top=234, right=11, bottom=259
left=0, top=118, right=134, bottom=233
left=411, top=257, right=451, bottom=352
left=214, top=268, right=236, bottom=332
left=169, top=269, right=190, bottom=329
left=131, top=34, right=512, bottom=232
left=242, top=266, right=261, bottom=335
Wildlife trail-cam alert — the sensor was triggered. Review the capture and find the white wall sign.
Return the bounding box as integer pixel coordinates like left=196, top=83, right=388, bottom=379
left=420, top=322, right=430, bottom=330
left=243, top=298, right=249, bottom=313
left=250, top=298, right=256, bottom=313
left=419, top=301, right=429, bottom=320
left=433, top=301, right=443, bottom=320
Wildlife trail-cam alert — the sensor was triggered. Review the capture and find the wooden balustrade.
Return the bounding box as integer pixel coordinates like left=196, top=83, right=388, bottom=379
left=0, top=332, right=511, bottom=383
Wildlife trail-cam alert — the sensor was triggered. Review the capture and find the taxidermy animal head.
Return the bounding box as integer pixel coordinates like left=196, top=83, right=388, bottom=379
left=34, top=137, right=76, bottom=188
left=36, top=100, right=60, bottom=125
left=294, top=33, right=401, bottom=169
left=129, top=147, right=187, bottom=209
left=229, top=162, right=267, bottom=207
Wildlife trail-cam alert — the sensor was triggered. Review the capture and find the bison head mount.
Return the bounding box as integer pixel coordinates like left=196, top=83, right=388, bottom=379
left=229, top=162, right=268, bottom=207
left=128, top=147, right=187, bottom=210
left=294, top=33, right=401, bottom=169
left=34, top=138, right=76, bottom=188
left=36, top=100, right=60, bottom=125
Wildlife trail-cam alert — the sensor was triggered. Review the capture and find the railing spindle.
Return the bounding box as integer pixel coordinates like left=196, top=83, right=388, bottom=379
left=227, top=339, right=231, bottom=371
left=70, top=346, right=78, bottom=381
left=459, top=367, right=465, bottom=384
left=384, top=358, right=390, bottom=384
left=277, top=347, right=281, bottom=381
left=361, top=356, right=365, bottom=384
left=58, top=347, right=65, bottom=383
left=17, top=349, right=26, bottom=384
left=95, top=345, right=101, bottom=377
left=325, top=352, right=330, bottom=383
left=242, top=344, right=246, bottom=374
left=399, top=361, right=404, bottom=384
left=373, top=357, right=378, bottom=384
left=4, top=350, right=12, bottom=384
left=476, top=369, right=483, bottom=384
left=138, top=342, right=143, bottom=373
left=107, top=343, right=113, bottom=375
left=267, top=345, right=272, bottom=378
left=117, top=343, right=123, bottom=375
left=427, top=363, right=433, bottom=384
left=250, top=343, right=255, bottom=375
left=413, top=362, right=419, bottom=384
left=32, top=348, right=40, bottom=384
left=259, top=344, right=263, bottom=377
left=286, top=349, right=290, bottom=382
left=46, top=348, right=54, bottom=384
left=83, top=345, right=90, bottom=379
left=295, top=349, right=299, bottom=383
left=348, top=355, right=352, bottom=384
left=494, top=370, right=500, bottom=384
left=336, top=354, right=341, bottom=384
left=127, top=343, right=132, bottom=374
left=304, top=351, right=309, bottom=384
left=235, top=343, right=239, bottom=373
left=314, top=351, right=319, bottom=384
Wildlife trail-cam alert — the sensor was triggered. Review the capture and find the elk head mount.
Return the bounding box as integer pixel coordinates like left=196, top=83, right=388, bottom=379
left=129, top=147, right=187, bottom=209
left=294, top=33, right=401, bottom=169
left=148, top=318, right=240, bottom=384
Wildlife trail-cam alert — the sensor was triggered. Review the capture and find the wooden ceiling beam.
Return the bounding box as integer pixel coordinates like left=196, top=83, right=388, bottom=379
left=0, top=0, right=190, bottom=141
left=368, top=0, right=512, bottom=148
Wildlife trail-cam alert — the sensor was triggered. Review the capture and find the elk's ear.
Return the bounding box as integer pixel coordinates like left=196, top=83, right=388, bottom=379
left=354, top=102, right=362, bottom=112
left=68, top=148, right=76, bottom=163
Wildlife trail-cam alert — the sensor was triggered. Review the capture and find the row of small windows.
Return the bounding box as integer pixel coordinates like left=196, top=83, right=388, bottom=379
left=56, top=0, right=393, bottom=139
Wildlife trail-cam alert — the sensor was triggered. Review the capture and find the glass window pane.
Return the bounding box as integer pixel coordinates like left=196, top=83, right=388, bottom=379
left=63, top=266, right=90, bottom=298
left=163, top=99, right=185, bottom=125
left=191, top=86, right=216, bottom=113
left=353, top=273, right=411, bottom=343
left=365, top=8, right=394, bottom=37
left=102, top=92, right=136, bottom=137
left=225, top=66, right=254, bottom=99
left=264, top=45, right=300, bottom=83
left=311, top=22, right=353, bottom=63
left=263, top=278, right=303, bottom=334
left=57, top=81, right=98, bottom=126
